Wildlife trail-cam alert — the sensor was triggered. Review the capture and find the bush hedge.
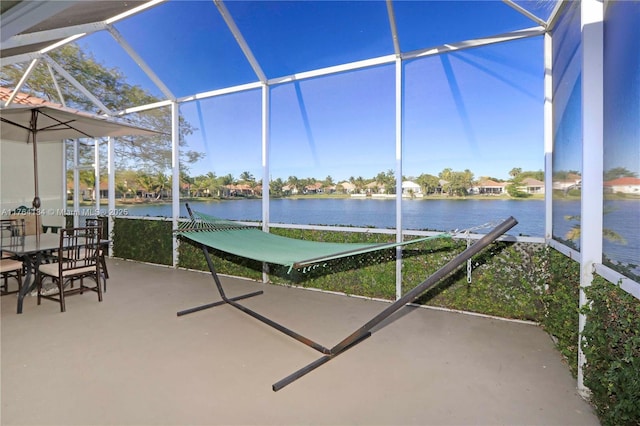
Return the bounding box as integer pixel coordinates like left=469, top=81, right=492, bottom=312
left=113, top=218, right=173, bottom=266
left=543, top=248, right=582, bottom=377
left=581, top=277, right=640, bottom=426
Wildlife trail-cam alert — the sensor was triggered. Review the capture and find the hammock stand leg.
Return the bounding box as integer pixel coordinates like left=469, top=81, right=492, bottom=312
left=177, top=243, right=331, bottom=355
left=272, top=216, right=518, bottom=392
left=176, top=291, right=264, bottom=316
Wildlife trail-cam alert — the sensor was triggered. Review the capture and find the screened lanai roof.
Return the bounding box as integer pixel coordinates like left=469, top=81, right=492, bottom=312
left=1, top=0, right=559, bottom=107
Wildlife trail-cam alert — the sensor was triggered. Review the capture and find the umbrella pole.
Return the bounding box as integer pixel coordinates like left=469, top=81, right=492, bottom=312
left=30, top=110, right=41, bottom=239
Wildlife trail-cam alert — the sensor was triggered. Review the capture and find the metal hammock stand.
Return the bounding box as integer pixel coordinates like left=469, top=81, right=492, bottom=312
left=176, top=203, right=517, bottom=391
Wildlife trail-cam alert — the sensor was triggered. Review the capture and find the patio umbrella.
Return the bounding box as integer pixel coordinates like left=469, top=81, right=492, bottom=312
left=0, top=104, right=160, bottom=231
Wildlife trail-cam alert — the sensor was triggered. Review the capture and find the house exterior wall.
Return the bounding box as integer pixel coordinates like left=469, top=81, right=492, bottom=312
left=607, top=184, right=640, bottom=194
left=401, top=181, right=421, bottom=194
left=0, top=139, right=65, bottom=227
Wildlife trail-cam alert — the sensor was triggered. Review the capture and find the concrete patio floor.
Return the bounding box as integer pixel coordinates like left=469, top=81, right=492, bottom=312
left=1, top=258, right=599, bottom=425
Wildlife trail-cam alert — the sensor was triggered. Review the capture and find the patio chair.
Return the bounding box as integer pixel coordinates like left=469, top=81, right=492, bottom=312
left=1, top=219, right=26, bottom=295
left=86, top=217, right=109, bottom=287
left=37, top=226, right=104, bottom=312
left=0, top=258, right=23, bottom=295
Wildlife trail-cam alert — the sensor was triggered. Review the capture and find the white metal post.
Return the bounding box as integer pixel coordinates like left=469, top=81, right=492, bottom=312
left=73, top=140, right=79, bottom=228
left=262, top=83, right=270, bottom=232
left=60, top=140, right=66, bottom=226
left=544, top=33, right=553, bottom=241
left=107, top=136, right=115, bottom=254
left=94, top=138, right=100, bottom=216
left=172, top=101, right=180, bottom=267
left=578, top=0, right=604, bottom=396
left=262, top=83, right=271, bottom=283
left=395, top=57, right=403, bottom=300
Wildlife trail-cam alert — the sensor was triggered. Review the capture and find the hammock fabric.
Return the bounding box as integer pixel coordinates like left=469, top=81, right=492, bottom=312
left=176, top=210, right=451, bottom=272
left=176, top=204, right=518, bottom=392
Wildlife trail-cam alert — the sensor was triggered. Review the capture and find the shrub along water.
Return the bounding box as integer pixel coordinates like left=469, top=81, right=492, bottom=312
left=544, top=249, right=581, bottom=377
left=113, top=218, right=173, bottom=266
left=581, top=277, right=640, bottom=426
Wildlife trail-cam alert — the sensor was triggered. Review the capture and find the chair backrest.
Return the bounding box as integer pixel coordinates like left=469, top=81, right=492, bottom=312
left=85, top=217, right=107, bottom=239
left=9, top=211, right=39, bottom=235
left=85, top=218, right=100, bottom=227
left=1, top=218, right=26, bottom=248
left=57, top=226, right=101, bottom=275
left=1, top=219, right=14, bottom=239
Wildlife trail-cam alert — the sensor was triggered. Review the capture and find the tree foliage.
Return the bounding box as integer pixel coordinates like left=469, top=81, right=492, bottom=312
left=439, top=168, right=474, bottom=196
left=604, top=167, right=638, bottom=181
left=416, top=173, right=440, bottom=195
left=1, top=44, right=203, bottom=174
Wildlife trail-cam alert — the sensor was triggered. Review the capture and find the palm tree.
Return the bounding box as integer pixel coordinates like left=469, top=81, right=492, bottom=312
left=354, top=176, right=366, bottom=193
left=202, top=172, right=220, bottom=197
left=270, top=177, right=284, bottom=197
left=136, top=173, right=155, bottom=199
left=240, top=171, right=255, bottom=183
left=154, top=172, right=170, bottom=199
left=385, top=169, right=396, bottom=192
left=192, top=174, right=210, bottom=197
left=287, top=176, right=300, bottom=194
left=374, top=172, right=387, bottom=194
left=219, top=174, right=234, bottom=186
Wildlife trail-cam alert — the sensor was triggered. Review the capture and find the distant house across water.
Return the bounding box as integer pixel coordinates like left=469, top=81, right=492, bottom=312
left=338, top=182, right=356, bottom=194
left=474, top=179, right=507, bottom=195
left=552, top=173, right=582, bottom=192
left=402, top=181, right=423, bottom=197
left=520, top=177, right=545, bottom=194
left=604, top=177, right=640, bottom=195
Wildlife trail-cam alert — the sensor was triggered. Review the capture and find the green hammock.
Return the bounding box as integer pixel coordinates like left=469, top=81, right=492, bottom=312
left=176, top=204, right=518, bottom=391
left=176, top=210, right=451, bottom=272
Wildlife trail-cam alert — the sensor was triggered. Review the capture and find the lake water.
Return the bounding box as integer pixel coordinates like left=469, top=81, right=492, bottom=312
left=602, top=200, right=640, bottom=273
left=122, top=198, right=544, bottom=234
left=116, top=197, right=638, bottom=274
left=551, top=199, right=639, bottom=274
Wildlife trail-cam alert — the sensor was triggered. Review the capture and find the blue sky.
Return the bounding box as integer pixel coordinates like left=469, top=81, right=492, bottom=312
left=551, top=0, right=640, bottom=178
left=604, top=1, right=640, bottom=176
left=79, top=0, right=552, bottom=182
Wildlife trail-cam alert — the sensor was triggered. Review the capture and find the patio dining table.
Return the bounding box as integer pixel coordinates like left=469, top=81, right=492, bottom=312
left=1, top=233, right=109, bottom=314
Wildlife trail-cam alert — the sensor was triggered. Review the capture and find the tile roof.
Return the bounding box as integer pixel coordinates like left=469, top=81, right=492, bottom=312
left=0, top=87, right=62, bottom=108
left=522, top=177, right=544, bottom=185
left=604, top=177, right=640, bottom=186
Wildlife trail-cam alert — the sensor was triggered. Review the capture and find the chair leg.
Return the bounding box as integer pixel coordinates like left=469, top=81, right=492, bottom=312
left=98, top=284, right=103, bottom=302
left=37, top=273, right=42, bottom=306
left=101, top=255, right=109, bottom=280
left=58, top=278, right=66, bottom=312
left=98, top=253, right=108, bottom=292
left=1, top=270, right=22, bottom=296
left=97, top=272, right=103, bottom=302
